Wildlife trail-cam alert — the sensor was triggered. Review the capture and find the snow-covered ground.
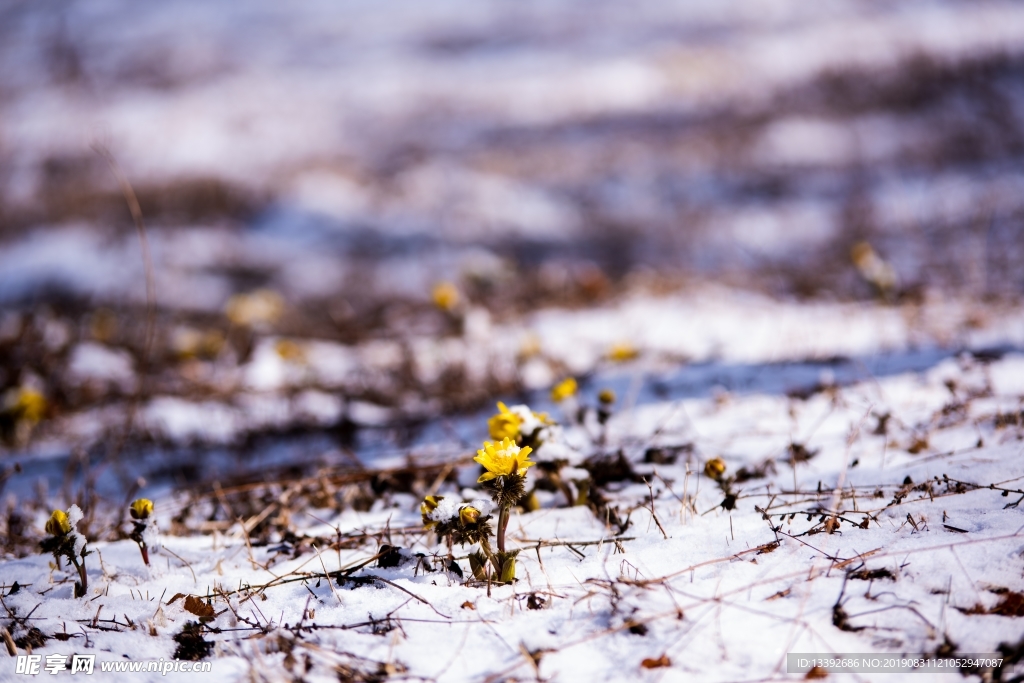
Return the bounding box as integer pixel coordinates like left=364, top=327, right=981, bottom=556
left=3, top=1, right=1024, bottom=681
left=3, top=347, right=1024, bottom=681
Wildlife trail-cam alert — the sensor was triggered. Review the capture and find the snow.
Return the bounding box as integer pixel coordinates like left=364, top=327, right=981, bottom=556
left=5, top=345, right=1024, bottom=681
left=66, top=342, right=138, bottom=393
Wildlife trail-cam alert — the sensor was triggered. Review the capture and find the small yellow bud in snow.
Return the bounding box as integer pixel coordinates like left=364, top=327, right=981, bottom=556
left=46, top=509, right=71, bottom=536
left=704, top=458, right=726, bottom=480
left=130, top=498, right=153, bottom=520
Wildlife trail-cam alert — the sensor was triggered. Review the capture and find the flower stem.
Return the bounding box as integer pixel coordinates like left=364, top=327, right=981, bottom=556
left=69, top=556, right=87, bottom=597
left=497, top=506, right=508, bottom=554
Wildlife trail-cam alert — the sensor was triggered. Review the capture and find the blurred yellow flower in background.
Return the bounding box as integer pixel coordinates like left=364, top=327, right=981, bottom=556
left=550, top=377, right=578, bottom=402
left=608, top=342, right=639, bottom=362
left=274, top=339, right=307, bottom=363
left=431, top=282, right=460, bottom=311
left=487, top=402, right=521, bottom=440
left=6, top=387, right=47, bottom=424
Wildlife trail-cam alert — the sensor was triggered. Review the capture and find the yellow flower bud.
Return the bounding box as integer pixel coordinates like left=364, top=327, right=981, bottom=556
left=704, top=458, right=726, bottom=480
left=46, top=509, right=71, bottom=536
left=130, top=498, right=153, bottom=520
left=550, top=377, right=578, bottom=403
left=459, top=505, right=481, bottom=526
left=500, top=556, right=516, bottom=583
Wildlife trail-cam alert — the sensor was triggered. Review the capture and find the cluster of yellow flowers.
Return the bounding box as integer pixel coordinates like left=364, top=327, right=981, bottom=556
left=419, top=377, right=629, bottom=585
left=41, top=498, right=157, bottom=598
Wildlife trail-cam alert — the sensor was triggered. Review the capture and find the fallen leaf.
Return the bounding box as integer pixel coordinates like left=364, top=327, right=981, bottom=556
left=166, top=593, right=187, bottom=605
left=641, top=655, right=671, bottom=669
left=183, top=595, right=215, bottom=618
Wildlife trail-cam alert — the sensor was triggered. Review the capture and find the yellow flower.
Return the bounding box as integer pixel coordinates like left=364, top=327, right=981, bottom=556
left=704, top=458, right=726, bottom=480
left=420, top=495, right=442, bottom=527
left=130, top=498, right=153, bottom=520
left=459, top=505, right=481, bottom=525
left=550, top=378, right=578, bottom=403
left=431, top=282, right=460, bottom=311
left=46, top=509, right=71, bottom=536
left=487, top=402, right=521, bottom=441
left=608, top=342, right=639, bottom=362
left=13, top=388, right=47, bottom=424
left=474, top=437, right=535, bottom=483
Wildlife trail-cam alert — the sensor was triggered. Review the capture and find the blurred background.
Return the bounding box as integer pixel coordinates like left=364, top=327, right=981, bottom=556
left=1, top=0, right=1024, bottom=500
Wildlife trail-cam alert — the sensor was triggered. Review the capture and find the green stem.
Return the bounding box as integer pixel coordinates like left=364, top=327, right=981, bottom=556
left=497, top=506, right=508, bottom=554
